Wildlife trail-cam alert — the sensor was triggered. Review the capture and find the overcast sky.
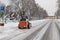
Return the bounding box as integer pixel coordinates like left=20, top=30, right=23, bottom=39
left=35, top=0, right=58, bottom=16
left=0, top=0, right=58, bottom=16
left=0, top=0, right=10, bottom=6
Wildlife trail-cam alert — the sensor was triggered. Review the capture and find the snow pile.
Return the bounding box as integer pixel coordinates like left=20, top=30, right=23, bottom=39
left=0, top=19, right=50, bottom=30
left=29, top=19, right=49, bottom=26
left=4, top=22, right=18, bottom=28
left=4, top=19, right=47, bottom=28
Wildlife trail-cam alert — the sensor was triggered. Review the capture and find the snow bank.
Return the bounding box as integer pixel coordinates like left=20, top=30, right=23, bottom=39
left=0, top=19, right=49, bottom=33
left=4, top=22, right=18, bottom=28
left=56, top=19, right=60, bottom=22
left=29, top=19, right=49, bottom=26
left=3, top=19, right=49, bottom=28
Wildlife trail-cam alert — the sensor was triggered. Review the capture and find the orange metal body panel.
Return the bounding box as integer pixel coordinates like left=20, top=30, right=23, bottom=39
left=19, top=21, right=27, bottom=28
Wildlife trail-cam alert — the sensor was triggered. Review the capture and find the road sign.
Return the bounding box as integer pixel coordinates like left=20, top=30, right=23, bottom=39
left=0, top=6, right=5, bottom=10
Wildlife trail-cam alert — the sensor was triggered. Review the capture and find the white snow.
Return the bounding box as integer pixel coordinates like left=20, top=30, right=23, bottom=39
left=4, top=19, right=48, bottom=28
left=30, top=19, right=49, bottom=26
left=0, top=19, right=49, bottom=39
left=56, top=19, right=60, bottom=22
left=9, top=19, right=49, bottom=40
left=33, top=21, right=51, bottom=40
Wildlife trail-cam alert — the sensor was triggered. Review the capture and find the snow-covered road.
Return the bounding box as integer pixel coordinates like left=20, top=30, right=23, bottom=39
left=41, top=20, right=60, bottom=40
left=0, top=19, right=60, bottom=40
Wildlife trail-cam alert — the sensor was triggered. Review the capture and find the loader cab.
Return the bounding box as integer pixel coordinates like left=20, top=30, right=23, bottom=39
left=18, top=11, right=31, bottom=29
left=21, top=11, right=28, bottom=19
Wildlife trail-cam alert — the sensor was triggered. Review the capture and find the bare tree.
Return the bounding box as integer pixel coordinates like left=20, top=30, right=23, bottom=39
left=5, top=0, right=48, bottom=20
left=55, top=0, right=60, bottom=18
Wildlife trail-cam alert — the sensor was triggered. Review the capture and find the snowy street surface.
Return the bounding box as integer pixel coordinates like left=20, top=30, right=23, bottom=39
left=0, top=19, right=60, bottom=40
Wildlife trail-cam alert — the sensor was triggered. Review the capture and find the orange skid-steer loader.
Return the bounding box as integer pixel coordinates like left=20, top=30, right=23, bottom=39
left=18, top=19, right=31, bottom=29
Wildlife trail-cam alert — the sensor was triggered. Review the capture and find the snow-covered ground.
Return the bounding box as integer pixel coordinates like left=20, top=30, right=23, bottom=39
left=4, top=19, right=48, bottom=28
left=0, top=19, right=49, bottom=39
left=0, top=19, right=59, bottom=40
left=56, top=19, right=60, bottom=22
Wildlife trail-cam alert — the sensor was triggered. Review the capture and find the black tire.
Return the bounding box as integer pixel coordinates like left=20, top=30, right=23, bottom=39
left=18, top=26, right=21, bottom=29
left=28, top=23, right=30, bottom=29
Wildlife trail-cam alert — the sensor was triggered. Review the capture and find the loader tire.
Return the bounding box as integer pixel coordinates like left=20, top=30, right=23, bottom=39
left=18, top=26, right=21, bottom=29
left=28, top=23, right=30, bottom=29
